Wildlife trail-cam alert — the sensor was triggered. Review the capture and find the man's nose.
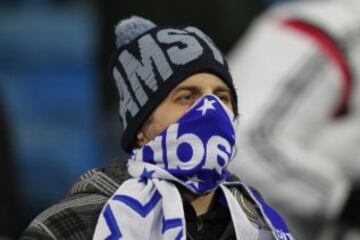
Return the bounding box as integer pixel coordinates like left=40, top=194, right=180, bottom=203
left=201, top=88, right=214, bottom=95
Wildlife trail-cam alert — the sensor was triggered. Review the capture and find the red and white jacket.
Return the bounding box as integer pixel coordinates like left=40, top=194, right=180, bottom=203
left=228, top=0, right=360, bottom=237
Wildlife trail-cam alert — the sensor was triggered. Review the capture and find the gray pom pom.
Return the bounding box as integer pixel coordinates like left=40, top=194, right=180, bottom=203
left=115, top=16, right=156, bottom=48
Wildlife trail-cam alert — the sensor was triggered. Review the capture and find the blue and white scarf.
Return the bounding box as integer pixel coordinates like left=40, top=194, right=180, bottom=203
left=94, top=95, right=294, bottom=240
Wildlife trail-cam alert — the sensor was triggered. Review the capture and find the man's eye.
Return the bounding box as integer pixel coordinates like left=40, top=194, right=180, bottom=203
left=177, top=94, right=195, bottom=103
left=217, top=94, right=231, bottom=103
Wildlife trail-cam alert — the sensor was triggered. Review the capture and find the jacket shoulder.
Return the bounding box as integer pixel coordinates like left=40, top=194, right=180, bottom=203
left=21, top=161, right=129, bottom=240
left=21, top=193, right=108, bottom=240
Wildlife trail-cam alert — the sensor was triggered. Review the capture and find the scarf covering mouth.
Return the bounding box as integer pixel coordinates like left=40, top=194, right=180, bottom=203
left=93, top=95, right=295, bottom=240
left=129, top=94, right=238, bottom=194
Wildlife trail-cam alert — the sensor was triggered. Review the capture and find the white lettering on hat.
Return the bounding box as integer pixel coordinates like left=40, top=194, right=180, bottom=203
left=157, top=29, right=204, bottom=66
left=119, top=34, right=173, bottom=106
left=113, top=68, right=140, bottom=128
left=185, top=26, right=225, bottom=65
left=116, top=28, right=226, bottom=129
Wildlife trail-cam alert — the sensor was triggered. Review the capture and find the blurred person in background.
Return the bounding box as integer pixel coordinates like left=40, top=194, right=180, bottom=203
left=228, top=0, right=360, bottom=239
left=21, top=16, right=294, bottom=240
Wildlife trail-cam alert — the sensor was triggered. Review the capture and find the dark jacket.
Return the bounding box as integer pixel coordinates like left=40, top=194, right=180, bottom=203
left=21, top=160, right=272, bottom=240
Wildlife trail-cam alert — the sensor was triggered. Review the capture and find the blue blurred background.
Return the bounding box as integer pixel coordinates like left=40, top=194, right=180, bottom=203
left=0, top=0, right=285, bottom=238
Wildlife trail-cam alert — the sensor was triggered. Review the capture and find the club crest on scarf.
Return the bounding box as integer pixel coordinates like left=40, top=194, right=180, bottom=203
left=129, top=94, right=238, bottom=194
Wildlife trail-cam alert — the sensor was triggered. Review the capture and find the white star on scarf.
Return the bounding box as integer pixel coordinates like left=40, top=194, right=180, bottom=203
left=197, top=98, right=216, bottom=116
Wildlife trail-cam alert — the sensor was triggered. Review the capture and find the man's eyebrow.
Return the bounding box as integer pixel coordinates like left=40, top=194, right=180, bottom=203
left=213, top=86, right=231, bottom=93
left=170, top=85, right=231, bottom=96
left=171, top=86, right=201, bottom=94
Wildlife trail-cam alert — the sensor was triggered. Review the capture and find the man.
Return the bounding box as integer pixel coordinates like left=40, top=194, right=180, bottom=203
left=22, top=16, right=293, bottom=240
left=228, top=0, right=360, bottom=239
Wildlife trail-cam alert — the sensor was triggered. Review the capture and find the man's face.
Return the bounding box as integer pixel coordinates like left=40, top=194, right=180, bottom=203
left=136, top=73, right=234, bottom=147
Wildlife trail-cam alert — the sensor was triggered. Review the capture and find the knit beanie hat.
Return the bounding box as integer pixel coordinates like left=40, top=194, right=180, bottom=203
left=111, top=16, right=237, bottom=152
